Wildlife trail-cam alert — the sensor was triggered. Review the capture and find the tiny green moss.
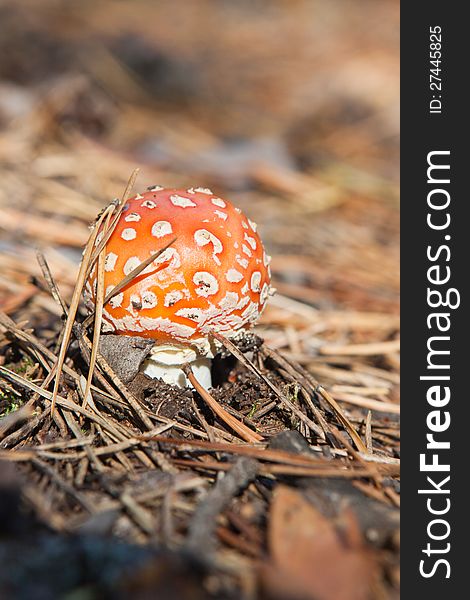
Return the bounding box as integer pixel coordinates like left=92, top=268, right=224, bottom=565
left=0, top=388, right=22, bottom=418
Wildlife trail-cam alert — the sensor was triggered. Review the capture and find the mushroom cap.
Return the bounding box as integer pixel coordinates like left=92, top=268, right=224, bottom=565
left=84, top=187, right=271, bottom=349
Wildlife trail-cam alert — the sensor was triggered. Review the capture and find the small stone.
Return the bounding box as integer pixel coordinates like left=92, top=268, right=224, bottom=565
left=268, top=430, right=313, bottom=455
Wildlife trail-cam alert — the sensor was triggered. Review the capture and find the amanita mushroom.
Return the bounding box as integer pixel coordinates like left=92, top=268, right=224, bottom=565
left=84, top=186, right=272, bottom=388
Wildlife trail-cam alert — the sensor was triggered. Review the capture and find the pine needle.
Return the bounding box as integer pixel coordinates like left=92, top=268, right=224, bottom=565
left=88, top=168, right=140, bottom=272
left=83, top=211, right=112, bottom=408
left=183, top=364, right=264, bottom=444
left=50, top=169, right=140, bottom=414
left=316, top=385, right=368, bottom=453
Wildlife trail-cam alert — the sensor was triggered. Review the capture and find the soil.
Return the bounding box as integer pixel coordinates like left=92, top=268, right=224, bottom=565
left=0, top=1, right=399, bottom=598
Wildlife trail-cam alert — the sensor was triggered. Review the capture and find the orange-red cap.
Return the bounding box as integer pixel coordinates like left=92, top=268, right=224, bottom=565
left=84, top=187, right=271, bottom=348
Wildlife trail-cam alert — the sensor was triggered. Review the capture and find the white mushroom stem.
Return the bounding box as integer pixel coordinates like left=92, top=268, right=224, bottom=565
left=141, top=342, right=213, bottom=389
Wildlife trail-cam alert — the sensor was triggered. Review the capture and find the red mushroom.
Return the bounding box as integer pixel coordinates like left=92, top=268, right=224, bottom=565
left=84, top=187, right=272, bottom=388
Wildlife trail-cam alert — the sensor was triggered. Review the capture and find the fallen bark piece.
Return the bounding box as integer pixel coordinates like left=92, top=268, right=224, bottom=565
left=99, top=334, right=155, bottom=383
left=186, top=456, right=259, bottom=557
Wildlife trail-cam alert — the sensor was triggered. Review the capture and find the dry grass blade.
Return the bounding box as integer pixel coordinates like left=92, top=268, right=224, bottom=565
left=183, top=364, right=263, bottom=443
left=81, top=236, right=177, bottom=330
left=36, top=250, right=69, bottom=315
left=104, top=236, right=178, bottom=305
left=170, top=457, right=394, bottom=479
left=147, top=435, right=331, bottom=466
left=316, top=386, right=368, bottom=453
left=146, top=435, right=397, bottom=478
left=88, top=168, right=140, bottom=269
left=83, top=211, right=113, bottom=407
left=50, top=203, right=116, bottom=414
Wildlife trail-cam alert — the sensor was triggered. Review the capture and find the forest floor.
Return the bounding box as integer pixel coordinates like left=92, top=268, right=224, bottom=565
left=0, top=2, right=399, bottom=598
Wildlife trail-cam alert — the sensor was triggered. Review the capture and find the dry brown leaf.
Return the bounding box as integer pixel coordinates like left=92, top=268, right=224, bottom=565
left=261, top=485, right=380, bottom=600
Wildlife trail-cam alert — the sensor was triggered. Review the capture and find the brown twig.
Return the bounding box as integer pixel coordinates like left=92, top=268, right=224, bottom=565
left=183, top=364, right=263, bottom=444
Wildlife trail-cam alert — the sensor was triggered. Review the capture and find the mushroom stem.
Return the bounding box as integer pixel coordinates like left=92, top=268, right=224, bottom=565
left=141, top=343, right=212, bottom=389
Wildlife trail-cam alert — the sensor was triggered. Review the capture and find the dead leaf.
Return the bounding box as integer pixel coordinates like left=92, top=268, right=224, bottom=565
left=261, top=485, right=380, bottom=600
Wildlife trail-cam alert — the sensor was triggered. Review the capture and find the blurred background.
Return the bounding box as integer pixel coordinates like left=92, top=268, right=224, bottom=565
left=0, top=0, right=399, bottom=322
left=0, top=3, right=400, bottom=596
